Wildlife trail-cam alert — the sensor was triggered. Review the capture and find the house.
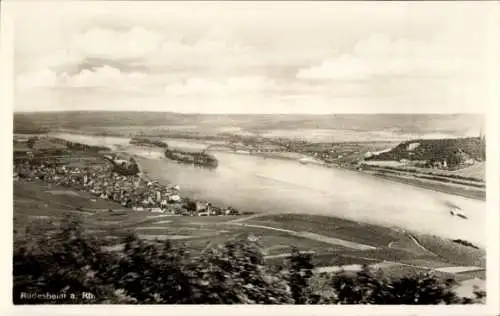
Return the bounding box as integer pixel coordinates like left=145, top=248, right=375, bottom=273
left=464, top=158, right=475, bottom=166
left=168, top=194, right=181, bottom=202
left=406, top=142, right=420, bottom=151
left=247, top=234, right=259, bottom=242
left=195, top=201, right=209, bottom=212
left=114, top=159, right=129, bottom=165
left=225, top=208, right=239, bottom=215
left=160, top=199, right=168, bottom=208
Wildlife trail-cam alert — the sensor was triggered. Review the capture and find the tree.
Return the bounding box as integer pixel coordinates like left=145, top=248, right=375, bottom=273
left=286, top=247, right=314, bottom=304
left=184, top=200, right=197, bottom=212
left=183, top=237, right=293, bottom=304
left=13, top=216, right=122, bottom=304
left=328, top=266, right=465, bottom=305
left=106, top=234, right=193, bottom=304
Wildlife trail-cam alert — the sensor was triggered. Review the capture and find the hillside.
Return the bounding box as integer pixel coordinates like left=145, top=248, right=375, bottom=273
left=365, top=137, right=485, bottom=168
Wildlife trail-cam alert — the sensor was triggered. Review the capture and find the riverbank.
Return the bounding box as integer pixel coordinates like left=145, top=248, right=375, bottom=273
left=16, top=135, right=485, bottom=250
left=362, top=170, right=485, bottom=201
left=14, top=140, right=245, bottom=218
left=209, top=148, right=325, bottom=165
left=257, top=152, right=486, bottom=201
left=48, top=131, right=486, bottom=201
left=209, top=147, right=485, bottom=201
left=47, top=130, right=486, bottom=210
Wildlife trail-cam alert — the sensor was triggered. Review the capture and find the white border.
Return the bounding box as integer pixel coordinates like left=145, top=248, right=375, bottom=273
left=1, top=1, right=499, bottom=315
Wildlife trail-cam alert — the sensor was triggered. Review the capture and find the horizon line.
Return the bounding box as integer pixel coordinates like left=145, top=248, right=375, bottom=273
left=13, top=110, right=485, bottom=116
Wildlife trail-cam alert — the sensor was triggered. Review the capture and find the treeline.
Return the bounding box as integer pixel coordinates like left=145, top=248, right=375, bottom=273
left=366, top=137, right=485, bottom=167
left=164, top=149, right=218, bottom=168
left=130, top=137, right=169, bottom=148
left=50, top=138, right=111, bottom=153
left=15, top=137, right=110, bottom=153
left=13, top=217, right=485, bottom=305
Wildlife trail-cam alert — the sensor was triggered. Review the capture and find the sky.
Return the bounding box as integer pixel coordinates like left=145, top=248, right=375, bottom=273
left=11, top=1, right=500, bottom=114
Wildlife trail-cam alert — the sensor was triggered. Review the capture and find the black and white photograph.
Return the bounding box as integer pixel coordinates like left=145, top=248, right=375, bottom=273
left=4, top=0, right=500, bottom=312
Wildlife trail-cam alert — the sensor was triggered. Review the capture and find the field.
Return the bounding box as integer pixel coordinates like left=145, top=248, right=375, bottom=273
left=14, top=179, right=486, bottom=285
left=448, top=162, right=486, bottom=180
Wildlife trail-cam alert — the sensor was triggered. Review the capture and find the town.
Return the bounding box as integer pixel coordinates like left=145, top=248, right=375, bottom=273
left=14, top=136, right=241, bottom=217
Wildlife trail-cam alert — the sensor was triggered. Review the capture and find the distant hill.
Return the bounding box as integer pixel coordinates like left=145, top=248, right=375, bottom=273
left=14, top=112, right=483, bottom=140
left=14, top=111, right=188, bottom=131
left=13, top=117, right=49, bottom=134
left=365, top=137, right=486, bottom=167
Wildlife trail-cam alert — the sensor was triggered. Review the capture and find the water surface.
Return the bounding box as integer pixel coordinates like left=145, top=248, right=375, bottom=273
left=50, top=132, right=486, bottom=246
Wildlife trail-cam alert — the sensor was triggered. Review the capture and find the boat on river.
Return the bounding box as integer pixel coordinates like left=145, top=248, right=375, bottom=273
left=450, top=206, right=468, bottom=219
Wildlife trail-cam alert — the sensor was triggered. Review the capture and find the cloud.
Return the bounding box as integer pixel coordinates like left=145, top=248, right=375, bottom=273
left=65, top=65, right=146, bottom=88
left=16, top=65, right=148, bottom=91
left=16, top=68, right=59, bottom=89
left=13, top=2, right=497, bottom=114
left=164, top=76, right=275, bottom=96
left=20, top=24, right=263, bottom=80
left=296, top=34, right=463, bottom=81
left=45, top=25, right=257, bottom=71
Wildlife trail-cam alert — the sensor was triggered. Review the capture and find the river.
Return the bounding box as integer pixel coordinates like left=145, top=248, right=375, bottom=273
left=49, top=132, right=486, bottom=247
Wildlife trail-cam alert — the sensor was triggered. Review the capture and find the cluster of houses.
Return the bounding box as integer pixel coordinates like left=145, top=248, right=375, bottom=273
left=14, top=158, right=242, bottom=217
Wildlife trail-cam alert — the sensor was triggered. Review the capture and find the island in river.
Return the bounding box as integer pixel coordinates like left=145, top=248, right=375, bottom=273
left=164, top=148, right=218, bottom=169
left=129, top=137, right=169, bottom=148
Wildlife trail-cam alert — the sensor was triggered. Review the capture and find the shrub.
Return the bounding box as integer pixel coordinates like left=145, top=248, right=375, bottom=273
left=13, top=216, right=122, bottom=304
left=286, top=247, right=314, bottom=304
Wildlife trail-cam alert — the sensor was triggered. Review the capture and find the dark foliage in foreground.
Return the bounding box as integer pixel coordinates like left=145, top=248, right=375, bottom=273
left=13, top=217, right=485, bottom=305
